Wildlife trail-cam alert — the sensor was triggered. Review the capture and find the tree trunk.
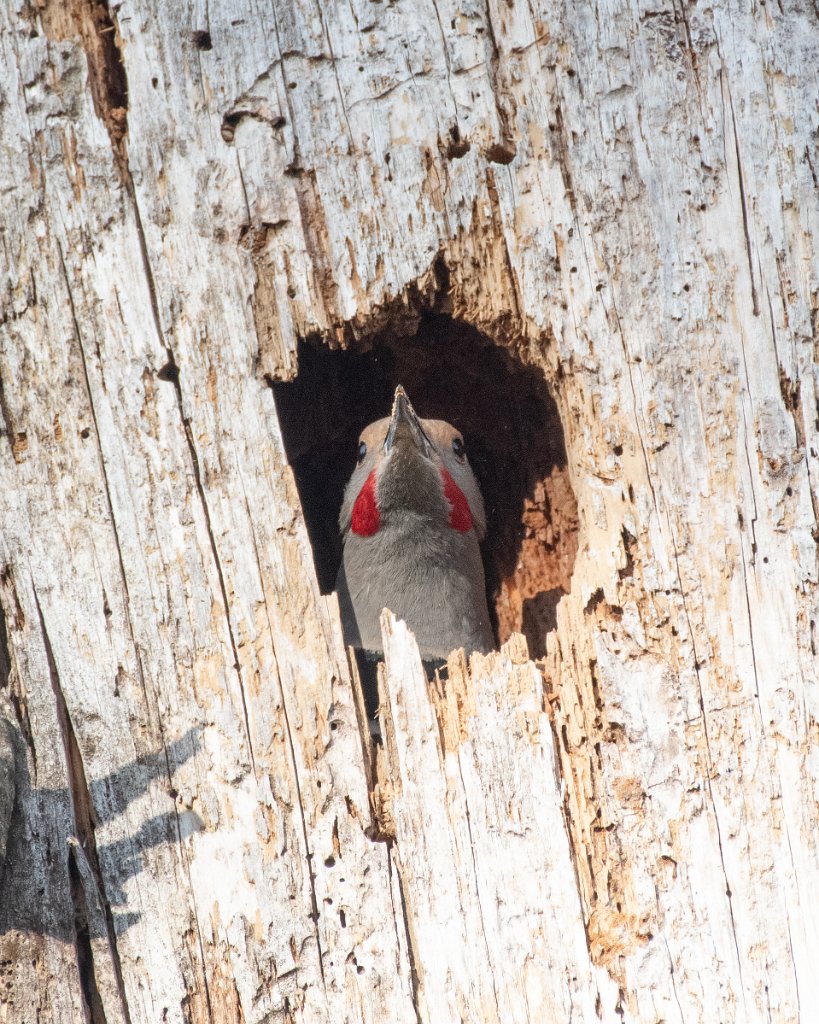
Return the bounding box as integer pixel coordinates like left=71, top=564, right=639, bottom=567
left=0, top=1, right=816, bottom=1022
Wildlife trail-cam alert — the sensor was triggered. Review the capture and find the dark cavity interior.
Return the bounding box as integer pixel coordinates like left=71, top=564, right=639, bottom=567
left=271, top=313, right=578, bottom=659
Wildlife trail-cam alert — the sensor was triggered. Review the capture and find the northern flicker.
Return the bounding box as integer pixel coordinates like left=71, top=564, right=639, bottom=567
left=336, top=386, right=494, bottom=662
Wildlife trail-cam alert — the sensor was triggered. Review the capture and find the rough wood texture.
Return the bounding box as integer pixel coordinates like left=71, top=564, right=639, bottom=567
left=0, top=0, right=817, bottom=1022
left=378, top=616, right=617, bottom=1022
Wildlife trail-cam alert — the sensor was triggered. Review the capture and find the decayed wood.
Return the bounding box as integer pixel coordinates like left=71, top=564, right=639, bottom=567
left=378, top=615, right=617, bottom=1022
left=0, top=2, right=416, bottom=1019
left=0, top=0, right=817, bottom=1021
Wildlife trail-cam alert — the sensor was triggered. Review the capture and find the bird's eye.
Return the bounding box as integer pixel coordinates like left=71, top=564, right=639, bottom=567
left=452, top=437, right=466, bottom=460
left=357, top=440, right=367, bottom=464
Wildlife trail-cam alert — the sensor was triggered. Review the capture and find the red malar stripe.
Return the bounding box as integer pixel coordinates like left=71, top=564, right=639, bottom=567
left=441, top=468, right=473, bottom=532
left=351, top=470, right=381, bottom=536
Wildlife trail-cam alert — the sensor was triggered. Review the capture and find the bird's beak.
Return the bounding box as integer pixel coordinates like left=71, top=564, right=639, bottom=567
left=384, top=385, right=433, bottom=457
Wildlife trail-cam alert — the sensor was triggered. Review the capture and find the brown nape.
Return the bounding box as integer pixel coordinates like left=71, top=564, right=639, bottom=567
left=271, top=313, right=578, bottom=659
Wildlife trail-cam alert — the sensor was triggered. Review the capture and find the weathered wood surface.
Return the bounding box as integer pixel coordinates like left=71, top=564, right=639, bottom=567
left=0, top=0, right=817, bottom=1021
left=378, top=617, right=618, bottom=1022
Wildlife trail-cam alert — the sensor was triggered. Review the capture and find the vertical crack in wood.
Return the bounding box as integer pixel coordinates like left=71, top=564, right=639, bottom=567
left=239, top=506, right=330, bottom=994
left=163, top=349, right=259, bottom=776
left=33, top=589, right=133, bottom=1024
left=664, top=523, right=748, bottom=1008
left=177, top=385, right=258, bottom=775
left=382, top=842, right=419, bottom=1022
left=662, top=934, right=686, bottom=1023
left=559, top=760, right=599, bottom=963
left=67, top=846, right=108, bottom=1024
left=150, top=351, right=250, bottom=1017
left=274, top=663, right=329, bottom=995
left=735, top=354, right=760, bottom=554
left=482, top=4, right=516, bottom=154
left=483, top=170, right=524, bottom=324
left=124, top=181, right=259, bottom=779
left=0, top=571, right=34, bottom=766
left=0, top=367, right=17, bottom=451
left=345, top=647, right=382, bottom=830
left=269, top=3, right=338, bottom=320
left=607, top=290, right=661, bottom=518
left=454, top=751, right=501, bottom=1018
left=56, top=238, right=217, bottom=1015
left=318, top=12, right=354, bottom=149
left=724, top=79, right=760, bottom=318
left=238, top=496, right=332, bottom=1000
left=55, top=245, right=155, bottom=722
left=0, top=598, right=11, bottom=696
left=388, top=843, right=422, bottom=1022
left=550, top=99, right=577, bottom=218
left=76, top=0, right=129, bottom=169
left=428, top=0, right=462, bottom=136
left=771, top=291, right=819, bottom=533
left=542, top=652, right=593, bottom=938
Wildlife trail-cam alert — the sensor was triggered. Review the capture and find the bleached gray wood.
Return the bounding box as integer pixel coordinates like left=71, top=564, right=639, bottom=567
left=0, top=0, right=816, bottom=1021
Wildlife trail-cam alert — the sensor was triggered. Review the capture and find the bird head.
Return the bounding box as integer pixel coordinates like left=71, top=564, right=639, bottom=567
left=339, top=386, right=487, bottom=541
